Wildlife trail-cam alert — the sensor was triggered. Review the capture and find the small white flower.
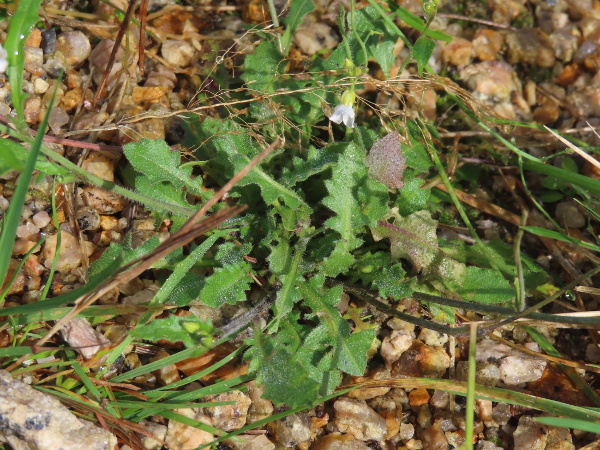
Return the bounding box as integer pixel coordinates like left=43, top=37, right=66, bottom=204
left=328, top=104, right=355, bottom=128
left=0, top=43, right=7, bottom=74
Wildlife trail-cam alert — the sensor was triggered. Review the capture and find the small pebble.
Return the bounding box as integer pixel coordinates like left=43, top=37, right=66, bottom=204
left=294, top=23, right=339, bottom=56
left=555, top=201, right=586, bottom=228
left=472, top=29, right=504, bottom=61
left=313, top=434, right=371, bottom=450
left=24, top=96, right=42, bottom=124
left=398, top=422, right=415, bottom=441
left=32, top=211, right=51, bottom=229
left=513, top=415, right=547, bottom=449
left=165, top=409, right=214, bottom=449
left=33, top=78, right=50, bottom=94
left=48, top=107, right=70, bottom=134
left=161, top=39, right=195, bottom=67
left=391, top=340, right=450, bottom=378
left=41, top=231, right=83, bottom=272
left=405, top=438, right=423, bottom=449
left=224, top=434, right=276, bottom=450
left=56, top=31, right=92, bottom=67
left=203, top=391, right=251, bottom=432
left=505, top=28, right=556, bottom=67
left=381, top=330, right=413, bottom=369
left=41, top=28, right=57, bottom=54
left=442, top=36, right=473, bottom=66
left=76, top=206, right=101, bottom=231
left=491, top=403, right=512, bottom=426
left=476, top=399, right=493, bottom=422
left=416, top=404, right=432, bottom=429
left=16, top=222, right=39, bottom=240
left=268, top=413, right=311, bottom=447
left=333, top=398, right=387, bottom=441
left=24, top=46, right=44, bottom=76
left=429, top=390, right=449, bottom=409
left=150, top=350, right=181, bottom=386
left=417, top=329, right=448, bottom=348
left=408, top=388, right=430, bottom=408
left=499, top=355, right=546, bottom=385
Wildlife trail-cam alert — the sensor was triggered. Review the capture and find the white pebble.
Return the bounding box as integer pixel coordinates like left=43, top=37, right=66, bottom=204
left=33, top=211, right=51, bottom=228
left=21, top=205, right=33, bottom=220
left=33, top=77, right=50, bottom=94
left=0, top=196, right=9, bottom=210
left=16, top=221, right=39, bottom=239
left=161, top=40, right=195, bottom=67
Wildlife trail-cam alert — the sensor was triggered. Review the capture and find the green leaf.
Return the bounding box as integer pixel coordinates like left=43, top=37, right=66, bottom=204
left=5, top=0, right=42, bottom=130
left=457, top=266, right=514, bottom=304
left=413, top=36, right=436, bottom=75
left=397, top=177, right=430, bottom=216
left=371, top=209, right=438, bottom=272
left=350, top=5, right=399, bottom=76
left=352, top=252, right=409, bottom=298
left=370, top=39, right=396, bottom=78
left=89, top=234, right=161, bottom=279
left=153, top=232, right=225, bottom=306
left=130, top=314, right=215, bottom=348
left=384, top=1, right=452, bottom=43
left=523, top=159, right=600, bottom=197
left=535, top=417, right=600, bottom=435
left=466, top=239, right=548, bottom=291
left=124, top=139, right=204, bottom=195
left=197, top=118, right=309, bottom=211
left=0, top=139, right=70, bottom=177
left=199, top=261, right=252, bottom=307
left=521, top=226, right=600, bottom=253
left=405, top=120, right=434, bottom=171
left=281, top=0, right=315, bottom=55
left=248, top=331, right=321, bottom=408
left=322, top=143, right=388, bottom=276
left=299, top=277, right=375, bottom=376
left=242, top=40, right=284, bottom=92
left=281, top=144, right=341, bottom=187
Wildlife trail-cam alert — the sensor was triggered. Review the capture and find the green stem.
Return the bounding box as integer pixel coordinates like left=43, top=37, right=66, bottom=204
left=464, top=323, right=477, bottom=450
left=265, top=0, right=283, bottom=54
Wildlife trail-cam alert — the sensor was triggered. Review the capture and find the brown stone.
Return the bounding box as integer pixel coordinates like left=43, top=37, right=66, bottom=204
left=442, top=37, right=473, bottom=66
left=505, top=28, right=556, bottom=68
left=132, top=86, right=168, bottom=109
left=408, top=387, right=430, bottom=407
left=472, top=29, right=504, bottom=61
left=25, top=28, right=42, bottom=48
left=391, top=340, right=450, bottom=378
left=60, top=88, right=83, bottom=112
left=556, top=63, right=583, bottom=87
left=152, top=10, right=208, bottom=35
left=242, top=0, right=271, bottom=24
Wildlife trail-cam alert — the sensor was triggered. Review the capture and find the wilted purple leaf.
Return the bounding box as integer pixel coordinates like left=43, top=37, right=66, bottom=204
left=366, top=132, right=406, bottom=190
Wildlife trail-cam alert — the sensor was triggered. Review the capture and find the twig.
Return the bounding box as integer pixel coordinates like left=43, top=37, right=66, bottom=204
left=437, top=13, right=516, bottom=30
left=138, top=0, right=149, bottom=75
left=93, top=0, right=137, bottom=105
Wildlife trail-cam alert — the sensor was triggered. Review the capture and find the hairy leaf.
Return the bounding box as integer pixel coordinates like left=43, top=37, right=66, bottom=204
left=322, top=143, right=388, bottom=276
left=130, top=314, right=215, bottom=348
left=457, top=266, right=514, bottom=304
left=248, top=330, right=320, bottom=408
left=242, top=40, right=283, bottom=92
left=371, top=209, right=438, bottom=272
left=199, top=261, right=252, bottom=307
left=366, top=132, right=406, bottom=190
left=124, top=139, right=204, bottom=195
